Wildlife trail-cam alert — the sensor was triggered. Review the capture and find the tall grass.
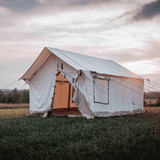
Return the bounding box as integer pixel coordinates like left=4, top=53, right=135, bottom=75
left=0, top=115, right=160, bottom=160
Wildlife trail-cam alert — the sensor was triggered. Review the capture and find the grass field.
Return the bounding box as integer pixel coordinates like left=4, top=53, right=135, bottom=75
left=0, top=107, right=160, bottom=160
left=0, top=108, right=29, bottom=118
left=0, top=103, right=29, bottom=118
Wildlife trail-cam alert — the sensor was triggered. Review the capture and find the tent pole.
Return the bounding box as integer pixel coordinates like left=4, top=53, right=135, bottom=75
left=68, top=83, right=71, bottom=111
left=47, top=85, right=56, bottom=117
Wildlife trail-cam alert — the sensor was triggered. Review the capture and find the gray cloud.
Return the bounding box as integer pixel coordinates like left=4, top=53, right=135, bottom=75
left=0, top=0, right=41, bottom=12
left=69, top=0, right=112, bottom=6
left=101, top=11, right=133, bottom=30
left=69, top=40, right=160, bottom=64
left=102, top=0, right=160, bottom=30
left=57, top=45, right=144, bottom=64
left=69, top=0, right=91, bottom=6
left=143, top=40, right=160, bottom=59
left=133, top=0, right=160, bottom=21
left=0, top=0, right=115, bottom=13
left=114, top=40, right=160, bottom=63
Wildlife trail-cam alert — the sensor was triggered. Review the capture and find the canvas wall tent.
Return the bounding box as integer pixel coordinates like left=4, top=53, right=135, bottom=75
left=21, top=47, right=144, bottom=119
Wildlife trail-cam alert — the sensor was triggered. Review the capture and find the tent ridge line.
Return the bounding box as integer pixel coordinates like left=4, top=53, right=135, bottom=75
left=91, top=71, right=143, bottom=81
left=55, top=48, right=89, bottom=70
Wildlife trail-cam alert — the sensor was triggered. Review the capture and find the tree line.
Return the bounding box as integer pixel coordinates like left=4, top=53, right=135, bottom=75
left=0, top=88, right=29, bottom=103
left=144, top=91, right=160, bottom=99
left=144, top=91, right=160, bottom=106
left=0, top=89, right=159, bottom=104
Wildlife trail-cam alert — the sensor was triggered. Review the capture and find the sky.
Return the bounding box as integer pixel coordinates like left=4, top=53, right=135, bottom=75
left=0, top=0, right=160, bottom=90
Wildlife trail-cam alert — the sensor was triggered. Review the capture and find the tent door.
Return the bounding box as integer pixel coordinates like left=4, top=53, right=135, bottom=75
left=53, top=80, right=70, bottom=109
left=52, top=71, right=78, bottom=115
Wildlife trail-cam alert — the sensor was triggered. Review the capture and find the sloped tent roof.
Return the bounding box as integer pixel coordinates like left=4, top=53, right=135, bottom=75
left=21, top=47, right=143, bottom=80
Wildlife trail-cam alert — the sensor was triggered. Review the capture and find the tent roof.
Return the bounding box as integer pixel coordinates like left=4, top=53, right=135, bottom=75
left=21, top=47, right=143, bottom=80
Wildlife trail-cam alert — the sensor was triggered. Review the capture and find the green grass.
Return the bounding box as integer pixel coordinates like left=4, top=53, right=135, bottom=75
left=0, top=115, right=160, bottom=160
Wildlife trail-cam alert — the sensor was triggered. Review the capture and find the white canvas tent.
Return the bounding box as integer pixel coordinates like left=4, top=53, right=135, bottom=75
left=21, top=47, right=144, bottom=119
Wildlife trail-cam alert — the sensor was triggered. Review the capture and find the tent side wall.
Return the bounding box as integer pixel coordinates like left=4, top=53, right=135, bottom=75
left=90, top=74, right=144, bottom=117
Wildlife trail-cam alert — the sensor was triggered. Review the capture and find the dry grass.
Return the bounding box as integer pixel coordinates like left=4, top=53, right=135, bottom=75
left=0, top=108, right=29, bottom=118
left=0, top=103, right=29, bottom=107
left=0, top=106, right=160, bottom=119
left=145, top=99, right=157, bottom=105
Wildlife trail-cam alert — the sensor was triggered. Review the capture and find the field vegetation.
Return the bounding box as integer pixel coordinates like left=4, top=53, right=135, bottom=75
left=0, top=108, right=29, bottom=118
left=0, top=103, right=29, bottom=118
left=0, top=103, right=29, bottom=109
left=144, top=91, right=160, bottom=99
left=0, top=108, right=160, bottom=160
left=0, top=89, right=29, bottom=103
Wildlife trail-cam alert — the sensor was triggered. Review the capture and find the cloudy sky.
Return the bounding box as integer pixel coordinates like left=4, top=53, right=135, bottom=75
left=0, top=0, right=160, bottom=90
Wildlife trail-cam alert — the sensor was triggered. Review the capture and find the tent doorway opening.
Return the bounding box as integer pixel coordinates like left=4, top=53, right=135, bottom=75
left=52, top=70, right=81, bottom=116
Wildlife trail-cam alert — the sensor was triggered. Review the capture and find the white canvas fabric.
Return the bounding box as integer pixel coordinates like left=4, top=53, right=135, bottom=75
left=73, top=72, right=94, bottom=119
left=91, top=75, right=144, bottom=117
left=94, top=79, right=109, bottom=104
left=29, top=54, right=57, bottom=115
left=21, top=47, right=143, bottom=80
left=21, top=47, right=144, bottom=119
left=46, top=47, right=142, bottom=79
left=58, top=64, right=94, bottom=119
left=73, top=87, right=94, bottom=119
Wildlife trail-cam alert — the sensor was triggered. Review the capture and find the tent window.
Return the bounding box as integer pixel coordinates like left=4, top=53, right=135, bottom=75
left=93, top=79, right=109, bottom=104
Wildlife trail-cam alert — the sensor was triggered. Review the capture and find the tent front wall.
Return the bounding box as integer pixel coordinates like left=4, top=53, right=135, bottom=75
left=29, top=54, right=57, bottom=115
left=28, top=53, right=94, bottom=118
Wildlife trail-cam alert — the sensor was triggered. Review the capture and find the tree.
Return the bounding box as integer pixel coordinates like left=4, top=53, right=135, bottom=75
left=12, top=88, right=22, bottom=103
left=0, top=90, right=2, bottom=103
left=145, top=91, right=160, bottom=99
left=0, top=90, right=7, bottom=103
left=0, top=89, right=30, bottom=104
left=7, top=93, right=13, bottom=103
left=156, top=96, right=160, bottom=106
left=21, top=90, right=29, bottom=103
left=2, top=94, right=7, bottom=103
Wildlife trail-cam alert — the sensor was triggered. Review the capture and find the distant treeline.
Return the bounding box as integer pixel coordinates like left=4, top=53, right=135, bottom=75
left=0, top=88, right=29, bottom=103
left=144, top=91, right=160, bottom=99
left=0, top=89, right=160, bottom=104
